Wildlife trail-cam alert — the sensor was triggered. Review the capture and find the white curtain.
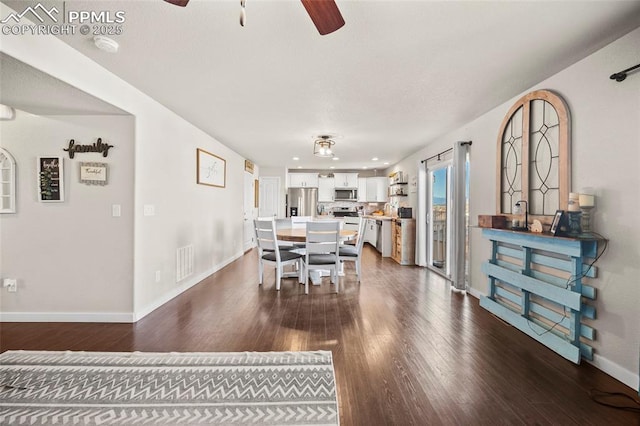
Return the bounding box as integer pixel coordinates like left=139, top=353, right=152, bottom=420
left=416, top=161, right=428, bottom=267
left=451, top=141, right=469, bottom=290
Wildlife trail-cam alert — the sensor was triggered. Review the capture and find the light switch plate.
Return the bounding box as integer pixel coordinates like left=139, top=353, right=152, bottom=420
left=112, top=204, right=121, bottom=217
left=143, top=204, right=155, bottom=216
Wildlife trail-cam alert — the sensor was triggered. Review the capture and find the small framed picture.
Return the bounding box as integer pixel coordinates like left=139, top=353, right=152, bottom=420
left=197, top=148, right=226, bottom=188
left=550, top=210, right=564, bottom=236
left=79, top=162, right=108, bottom=185
left=37, top=156, right=64, bottom=202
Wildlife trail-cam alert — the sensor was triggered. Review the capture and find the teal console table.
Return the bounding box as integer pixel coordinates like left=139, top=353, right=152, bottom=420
left=480, top=228, right=599, bottom=364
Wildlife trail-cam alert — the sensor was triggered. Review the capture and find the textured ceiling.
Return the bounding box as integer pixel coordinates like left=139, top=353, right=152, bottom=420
left=2, top=0, right=639, bottom=170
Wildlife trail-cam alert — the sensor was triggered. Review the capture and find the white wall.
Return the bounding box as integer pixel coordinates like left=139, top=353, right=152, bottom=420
left=1, top=3, right=247, bottom=321
left=0, top=112, right=134, bottom=320
left=393, top=27, right=640, bottom=390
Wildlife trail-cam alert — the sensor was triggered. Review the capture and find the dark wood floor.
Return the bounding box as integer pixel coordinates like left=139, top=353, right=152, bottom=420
left=1, top=245, right=638, bottom=425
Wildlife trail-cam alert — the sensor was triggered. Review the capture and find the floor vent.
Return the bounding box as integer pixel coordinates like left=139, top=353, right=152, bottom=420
left=176, top=245, right=194, bottom=282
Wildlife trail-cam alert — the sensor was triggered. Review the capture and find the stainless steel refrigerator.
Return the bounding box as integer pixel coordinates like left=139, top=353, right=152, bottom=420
left=286, top=188, right=318, bottom=217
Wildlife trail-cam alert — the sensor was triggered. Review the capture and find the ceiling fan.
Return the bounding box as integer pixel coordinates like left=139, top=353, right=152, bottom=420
left=163, top=0, right=345, bottom=36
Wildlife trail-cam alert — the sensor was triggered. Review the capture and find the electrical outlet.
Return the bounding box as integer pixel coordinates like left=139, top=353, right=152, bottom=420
left=3, top=278, right=17, bottom=292
left=155, top=271, right=161, bottom=283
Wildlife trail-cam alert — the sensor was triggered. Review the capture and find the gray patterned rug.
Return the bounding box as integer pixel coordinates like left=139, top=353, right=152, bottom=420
left=0, top=350, right=339, bottom=425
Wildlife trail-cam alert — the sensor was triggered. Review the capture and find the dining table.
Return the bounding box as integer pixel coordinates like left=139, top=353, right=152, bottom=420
left=276, top=228, right=357, bottom=243
left=275, top=227, right=358, bottom=285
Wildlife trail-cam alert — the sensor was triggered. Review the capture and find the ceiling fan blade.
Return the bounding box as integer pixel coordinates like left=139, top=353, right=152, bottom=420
left=164, top=0, right=189, bottom=7
left=300, top=0, right=345, bottom=35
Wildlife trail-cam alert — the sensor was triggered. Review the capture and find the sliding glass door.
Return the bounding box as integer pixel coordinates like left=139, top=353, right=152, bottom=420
left=428, top=162, right=452, bottom=277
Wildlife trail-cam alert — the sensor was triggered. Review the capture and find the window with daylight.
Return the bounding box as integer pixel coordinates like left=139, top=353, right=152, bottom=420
left=496, top=90, right=571, bottom=221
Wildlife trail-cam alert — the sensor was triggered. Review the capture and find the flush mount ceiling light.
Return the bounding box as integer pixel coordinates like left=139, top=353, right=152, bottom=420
left=313, top=135, right=336, bottom=158
left=94, top=36, right=119, bottom=53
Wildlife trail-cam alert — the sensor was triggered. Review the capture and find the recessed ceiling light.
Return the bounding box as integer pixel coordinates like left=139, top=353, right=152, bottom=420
left=93, top=36, right=119, bottom=53
left=383, top=162, right=389, bottom=165
left=371, top=157, right=379, bottom=161
left=297, top=166, right=302, bottom=169
left=332, top=157, right=339, bottom=161
left=330, top=166, right=335, bottom=169
left=362, top=166, right=368, bottom=169
left=292, top=157, right=299, bottom=161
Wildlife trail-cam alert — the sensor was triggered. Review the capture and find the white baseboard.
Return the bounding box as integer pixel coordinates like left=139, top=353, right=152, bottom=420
left=587, top=353, right=639, bottom=392
left=133, top=250, right=244, bottom=322
left=466, top=283, right=637, bottom=392
left=0, top=251, right=245, bottom=324
left=466, top=285, right=484, bottom=300
left=0, top=311, right=135, bottom=323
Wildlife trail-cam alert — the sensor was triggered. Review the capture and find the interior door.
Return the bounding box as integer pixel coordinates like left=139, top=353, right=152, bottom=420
left=243, top=172, right=255, bottom=251
left=428, top=162, right=452, bottom=276
left=258, top=176, right=280, bottom=218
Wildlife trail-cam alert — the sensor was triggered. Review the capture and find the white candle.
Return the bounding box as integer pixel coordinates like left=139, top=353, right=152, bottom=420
left=568, top=192, right=580, bottom=211
left=579, top=193, right=595, bottom=207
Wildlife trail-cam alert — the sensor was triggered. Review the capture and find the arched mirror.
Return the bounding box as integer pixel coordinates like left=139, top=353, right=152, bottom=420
left=0, top=147, right=17, bottom=213
left=497, top=90, right=571, bottom=223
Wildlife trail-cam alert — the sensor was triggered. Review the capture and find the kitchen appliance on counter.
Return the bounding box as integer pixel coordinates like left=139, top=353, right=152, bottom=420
left=286, top=187, right=318, bottom=217
left=398, top=207, right=413, bottom=218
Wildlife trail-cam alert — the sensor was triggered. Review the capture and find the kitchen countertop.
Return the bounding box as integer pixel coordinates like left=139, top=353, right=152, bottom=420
left=314, top=214, right=414, bottom=221
left=363, top=215, right=416, bottom=221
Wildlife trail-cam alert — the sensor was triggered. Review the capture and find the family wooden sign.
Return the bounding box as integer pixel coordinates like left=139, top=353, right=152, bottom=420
left=63, top=138, right=114, bottom=159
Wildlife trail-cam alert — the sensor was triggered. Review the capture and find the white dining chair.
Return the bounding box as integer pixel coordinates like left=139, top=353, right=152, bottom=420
left=291, top=216, right=313, bottom=248
left=291, top=216, right=313, bottom=228
left=254, top=218, right=303, bottom=290
left=274, top=218, right=294, bottom=250
left=339, top=217, right=366, bottom=282
left=302, top=221, right=341, bottom=294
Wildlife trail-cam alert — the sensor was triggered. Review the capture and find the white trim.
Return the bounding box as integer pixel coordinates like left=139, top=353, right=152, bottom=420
left=133, top=250, right=244, bottom=322
left=587, top=353, right=639, bottom=392
left=0, top=311, right=134, bottom=323
left=466, top=286, right=484, bottom=300
left=0, top=251, right=245, bottom=324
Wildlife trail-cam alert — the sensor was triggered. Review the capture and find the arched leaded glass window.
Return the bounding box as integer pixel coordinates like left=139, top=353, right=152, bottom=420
left=0, top=147, right=17, bottom=213
left=497, top=90, right=571, bottom=222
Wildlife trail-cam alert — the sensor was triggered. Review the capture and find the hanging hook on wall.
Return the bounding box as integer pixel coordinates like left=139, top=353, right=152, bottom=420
left=610, top=63, right=640, bottom=82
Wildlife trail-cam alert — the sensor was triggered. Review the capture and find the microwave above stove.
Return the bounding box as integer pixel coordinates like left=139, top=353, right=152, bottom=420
left=334, top=189, right=357, bottom=201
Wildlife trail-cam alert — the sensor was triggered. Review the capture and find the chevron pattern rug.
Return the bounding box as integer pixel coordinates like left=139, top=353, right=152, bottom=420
left=0, top=350, right=339, bottom=425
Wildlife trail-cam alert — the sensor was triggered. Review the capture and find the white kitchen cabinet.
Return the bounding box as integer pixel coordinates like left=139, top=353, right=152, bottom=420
left=364, top=218, right=377, bottom=245
left=288, top=173, right=319, bottom=188
left=333, top=173, right=358, bottom=189
left=366, top=177, right=388, bottom=202
left=318, top=177, right=335, bottom=202
left=357, top=178, right=367, bottom=202
left=357, top=177, right=389, bottom=202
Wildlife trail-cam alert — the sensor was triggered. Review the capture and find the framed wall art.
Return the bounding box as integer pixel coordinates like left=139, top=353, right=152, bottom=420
left=550, top=210, right=565, bottom=236
left=197, top=148, right=226, bottom=188
left=254, top=179, right=259, bottom=208
left=37, top=156, right=64, bottom=202
left=79, top=162, right=108, bottom=185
